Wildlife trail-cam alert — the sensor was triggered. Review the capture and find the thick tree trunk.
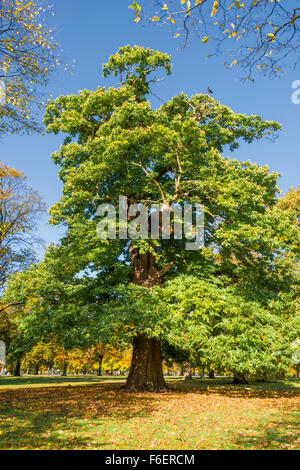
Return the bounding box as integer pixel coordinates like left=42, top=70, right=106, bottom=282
left=97, top=355, right=104, bottom=376
left=208, top=369, right=215, bottom=379
left=125, top=334, right=167, bottom=392
left=125, top=244, right=171, bottom=393
left=13, top=360, right=21, bottom=377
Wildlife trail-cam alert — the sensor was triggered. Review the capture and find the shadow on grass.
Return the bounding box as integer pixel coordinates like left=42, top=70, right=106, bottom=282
left=168, top=378, right=300, bottom=398
left=0, top=379, right=299, bottom=449
left=0, top=375, right=125, bottom=388
left=0, top=410, right=92, bottom=450
left=232, top=409, right=300, bottom=450
left=1, top=375, right=299, bottom=392
left=0, top=383, right=161, bottom=449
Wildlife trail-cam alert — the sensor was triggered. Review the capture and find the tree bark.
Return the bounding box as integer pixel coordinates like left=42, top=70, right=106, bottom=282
left=183, top=363, right=193, bottom=380
left=125, top=244, right=169, bottom=393
left=125, top=334, right=167, bottom=392
left=62, top=363, right=68, bottom=376
left=97, top=355, right=104, bottom=376
left=208, top=369, right=215, bottom=379
left=13, top=360, right=21, bottom=377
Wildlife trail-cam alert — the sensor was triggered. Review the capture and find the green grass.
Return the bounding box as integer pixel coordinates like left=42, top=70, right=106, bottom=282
left=0, top=374, right=125, bottom=389
left=0, top=376, right=299, bottom=450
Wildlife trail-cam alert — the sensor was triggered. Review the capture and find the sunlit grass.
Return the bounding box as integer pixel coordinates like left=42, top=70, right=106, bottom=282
left=0, top=376, right=299, bottom=450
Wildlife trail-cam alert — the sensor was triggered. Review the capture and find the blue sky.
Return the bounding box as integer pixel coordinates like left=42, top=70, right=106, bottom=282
left=0, top=0, right=299, bottom=252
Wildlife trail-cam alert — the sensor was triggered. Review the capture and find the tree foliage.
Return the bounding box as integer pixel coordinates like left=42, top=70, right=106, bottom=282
left=0, top=163, right=44, bottom=291
left=0, top=163, right=44, bottom=362
left=0, top=0, right=59, bottom=135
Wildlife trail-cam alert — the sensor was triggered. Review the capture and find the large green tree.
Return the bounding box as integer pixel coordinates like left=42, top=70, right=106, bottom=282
left=4, top=46, right=299, bottom=391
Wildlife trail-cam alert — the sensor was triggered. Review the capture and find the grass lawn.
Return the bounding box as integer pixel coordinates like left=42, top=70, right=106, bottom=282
left=0, top=376, right=299, bottom=450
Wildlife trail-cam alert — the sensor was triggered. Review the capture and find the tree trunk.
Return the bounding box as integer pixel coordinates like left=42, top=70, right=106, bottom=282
left=34, top=365, right=39, bottom=375
left=13, top=360, right=21, bottom=377
left=125, top=244, right=171, bottom=393
left=62, top=363, right=68, bottom=376
left=183, top=363, right=193, bottom=380
left=233, top=375, right=248, bottom=384
left=97, top=355, right=104, bottom=376
left=208, top=369, right=215, bottom=379
left=125, top=334, right=167, bottom=392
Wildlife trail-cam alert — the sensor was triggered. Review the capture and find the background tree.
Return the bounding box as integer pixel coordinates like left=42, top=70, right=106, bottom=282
left=0, top=303, right=17, bottom=346
left=92, top=343, right=106, bottom=376
left=102, top=347, right=132, bottom=375
left=0, top=302, right=17, bottom=373
left=129, top=0, right=300, bottom=79
left=20, top=341, right=132, bottom=376
left=0, top=163, right=44, bottom=374
left=0, top=163, right=44, bottom=291
left=22, top=341, right=56, bottom=375
left=0, top=0, right=59, bottom=135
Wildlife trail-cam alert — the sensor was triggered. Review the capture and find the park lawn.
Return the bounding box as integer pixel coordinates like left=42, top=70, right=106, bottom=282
left=0, top=375, right=125, bottom=390
left=0, top=377, right=299, bottom=450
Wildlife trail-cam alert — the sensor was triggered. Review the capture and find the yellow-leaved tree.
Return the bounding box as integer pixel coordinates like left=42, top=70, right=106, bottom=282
left=0, top=0, right=60, bottom=135
left=0, top=162, right=44, bottom=290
